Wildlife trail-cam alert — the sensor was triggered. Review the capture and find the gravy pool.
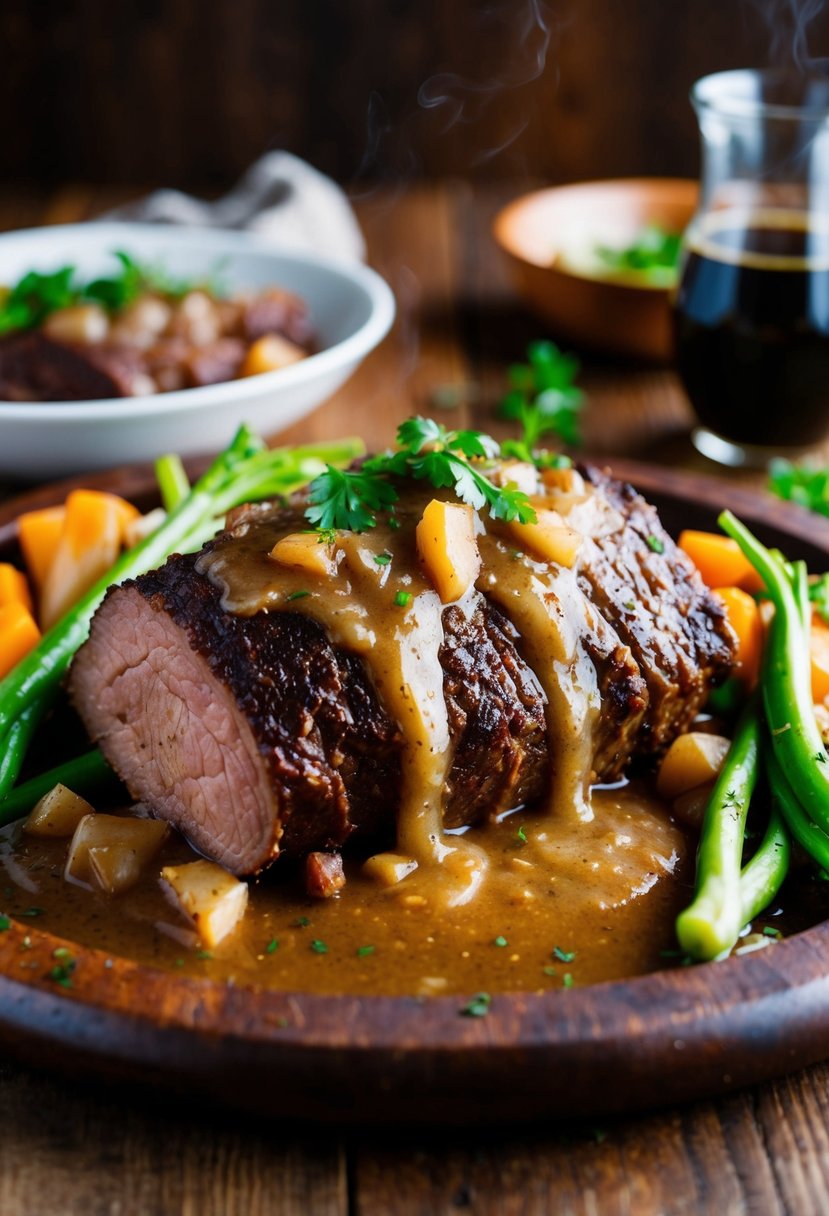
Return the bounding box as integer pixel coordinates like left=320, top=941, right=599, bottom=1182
left=0, top=782, right=690, bottom=996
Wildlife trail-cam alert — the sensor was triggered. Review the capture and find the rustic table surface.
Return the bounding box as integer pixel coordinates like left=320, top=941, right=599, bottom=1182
left=2, top=182, right=829, bottom=1216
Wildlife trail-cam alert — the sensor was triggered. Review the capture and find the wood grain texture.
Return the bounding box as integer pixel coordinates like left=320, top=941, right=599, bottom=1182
left=2, top=183, right=829, bottom=1213
left=0, top=1063, right=346, bottom=1216
left=3, top=0, right=829, bottom=190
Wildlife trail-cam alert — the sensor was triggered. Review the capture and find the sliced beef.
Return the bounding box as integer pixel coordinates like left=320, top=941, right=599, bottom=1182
left=70, top=555, right=555, bottom=873
left=577, top=465, right=735, bottom=756
left=69, top=471, right=736, bottom=875
left=0, top=331, right=145, bottom=400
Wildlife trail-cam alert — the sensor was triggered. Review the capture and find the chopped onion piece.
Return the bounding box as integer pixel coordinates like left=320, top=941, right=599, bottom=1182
left=66, top=814, right=169, bottom=891
left=25, top=784, right=95, bottom=838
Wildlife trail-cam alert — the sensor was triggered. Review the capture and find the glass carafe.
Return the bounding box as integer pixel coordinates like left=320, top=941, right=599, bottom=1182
left=674, top=69, right=829, bottom=467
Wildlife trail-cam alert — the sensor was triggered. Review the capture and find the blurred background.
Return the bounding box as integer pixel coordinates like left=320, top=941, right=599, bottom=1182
left=2, top=0, right=829, bottom=194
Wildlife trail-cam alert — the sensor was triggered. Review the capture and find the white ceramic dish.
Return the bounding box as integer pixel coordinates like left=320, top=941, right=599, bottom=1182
left=0, top=223, right=395, bottom=478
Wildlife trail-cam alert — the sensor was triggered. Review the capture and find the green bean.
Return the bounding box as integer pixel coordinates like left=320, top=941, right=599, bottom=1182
left=676, top=699, right=760, bottom=960
left=0, top=749, right=115, bottom=826
left=154, top=453, right=190, bottom=512
left=0, top=697, right=48, bottom=799
left=738, top=802, right=790, bottom=926
left=766, top=748, right=829, bottom=871
left=719, top=511, right=829, bottom=836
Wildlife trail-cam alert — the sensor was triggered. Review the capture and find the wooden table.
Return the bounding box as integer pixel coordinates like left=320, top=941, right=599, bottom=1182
left=2, top=182, right=829, bottom=1216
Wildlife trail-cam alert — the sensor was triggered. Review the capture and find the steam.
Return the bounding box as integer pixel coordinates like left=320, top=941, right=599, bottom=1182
left=748, top=0, right=829, bottom=71
left=351, top=0, right=554, bottom=188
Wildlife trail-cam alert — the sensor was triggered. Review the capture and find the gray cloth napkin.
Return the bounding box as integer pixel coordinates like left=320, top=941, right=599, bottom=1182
left=105, top=151, right=366, bottom=263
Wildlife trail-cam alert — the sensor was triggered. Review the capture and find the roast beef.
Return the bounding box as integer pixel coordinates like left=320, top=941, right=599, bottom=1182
left=68, top=468, right=736, bottom=875
left=0, top=331, right=146, bottom=400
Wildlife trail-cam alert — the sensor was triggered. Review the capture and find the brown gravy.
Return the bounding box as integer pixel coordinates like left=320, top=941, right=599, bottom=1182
left=0, top=784, right=691, bottom=996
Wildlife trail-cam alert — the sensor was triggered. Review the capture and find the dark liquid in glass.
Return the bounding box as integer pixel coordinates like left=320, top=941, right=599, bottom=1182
left=674, top=212, right=829, bottom=448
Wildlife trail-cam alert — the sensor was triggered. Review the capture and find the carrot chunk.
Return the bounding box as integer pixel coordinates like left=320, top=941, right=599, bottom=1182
left=0, top=602, right=41, bottom=679
left=679, top=530, right=764, bottom=593
left=39, top=491, right=136, bottom=630
left=811, top=613, right=829, bottom=705
left=17, top=506, right=66, bottom=592
left=0, top=563, right=33, bottom=613
left=715, top=586, right=764, bottom=686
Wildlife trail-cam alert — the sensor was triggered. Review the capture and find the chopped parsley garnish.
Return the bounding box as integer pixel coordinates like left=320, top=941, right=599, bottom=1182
left=492, top=935, right=508, bottom=948
left=460, top=992, right=492, bottom=1017
left=499, top=340, right=584, bottom=458
left=562, top=973, right=574, bottom=988
left=52, top=946, right=72, bottom=960
left=315, top=528, right=337, bottom=545
left=0, top=915, right=9, bottom=932
left=763, top=926, right=782, bottom=939
left=49, top=958, right=76, bottom=988
left=265, top=938, right=279, bottom=954
left=293, top=916, right=310, bottom=928
left=356, top=945, right=376, bottom=957
left=646, top=535, right=665, bottom=554
left=552, top=946, right=575, bottom=963
left=195, top=949, right=213, bottom=960
left=516, top=825, right=528, bottom=845
left=374, top=553, right=392, bottom=566
left=394, top=590, right=412, bottom=607
left=306, top=418, right=535, bottom=533
left=310, top=939, right=328, bottom=954
left=286, top=590, right=310, bottom=602
left=543, top=965, right=557, bottom=977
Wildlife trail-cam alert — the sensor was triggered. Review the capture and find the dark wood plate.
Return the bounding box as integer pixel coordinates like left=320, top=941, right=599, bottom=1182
left=0, top=458, right=827, bottom=1126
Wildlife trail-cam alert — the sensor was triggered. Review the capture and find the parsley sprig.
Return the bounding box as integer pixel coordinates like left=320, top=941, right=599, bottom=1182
left=499, top=340, right=584, bottom=460
left=769, top=459, right=829, bottom=518
left=594, top=225, right=682, bottom=285
left=305, top=417, right=536, bottom=533
left=0, top=250, right=224, bottom=334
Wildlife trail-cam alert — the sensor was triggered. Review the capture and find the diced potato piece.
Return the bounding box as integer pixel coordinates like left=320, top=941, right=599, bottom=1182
left=40, top=490, right=139, bottom=630
left=0, top=563, right=33, bottom=613
left=540, top=465, right=585, bottom=495
left=657, top=732, right=731, bottom=801
left=489, top=461, right=540, bottom=496
left=270, top=532, right=339, bottom=578
left=43, top=303, right=110, bottom=345
left=362, top=852, right=419, bottom=887
left=160, top=860, right=248, bottom=948
left=123, top=507, right=167, bottom=549
left=0, top=602, right=41, bottom=679
left=416, top=500, right=480, bottom=604
left=17, top=505, right=66, bottom=592
left=672, top=782, right=715, bottom=831
left=508, top=509, right=582, bottom=567
left=240, top=334, right=306, bottom=377
left=66, top=814, right=169, bottom=891
left=25, top=784, right=95, bottom=838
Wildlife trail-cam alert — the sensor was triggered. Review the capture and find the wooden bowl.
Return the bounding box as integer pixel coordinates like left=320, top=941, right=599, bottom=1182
left=493, top=178, right=698, bottom=362
left=1, top=461, right=829, bottom=1123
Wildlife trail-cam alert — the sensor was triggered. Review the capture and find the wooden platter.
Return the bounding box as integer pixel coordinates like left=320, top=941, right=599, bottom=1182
left=0, top=459, right=828, bottom=1125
